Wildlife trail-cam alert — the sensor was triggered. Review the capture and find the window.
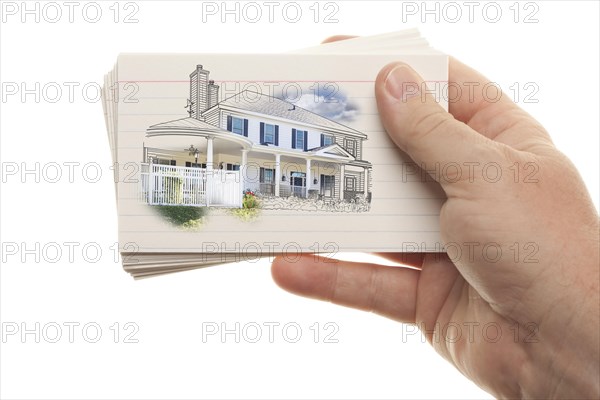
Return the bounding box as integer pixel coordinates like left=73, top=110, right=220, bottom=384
left=226, top=163, right=240, bottom=171
left=260, top=122, right=279, bottom=145
left=227, top=115, right=248, bottom=136
left=264, top=124, right=275, bottom=144
left=322, top=134, right=334, bottom=146
left=293, top=129, right=307, bottom=150
left=344, top=138, right=357, bottom=156
left=231, top=117, right=244, bottom=135
left=153, top=158, right=176, bottom=166
left=185, top=162, right=206, bottom=168
left=345, top=176, right=356, bottom=191
left=259, top=167, right=275, bottom=195
left=260, top=167, right=275, bottom=183
left=296, top=130, right=306, bottom=149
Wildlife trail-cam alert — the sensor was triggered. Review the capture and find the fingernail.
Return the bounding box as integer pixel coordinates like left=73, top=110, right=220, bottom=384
left=384, top=64, right=420, bottom=101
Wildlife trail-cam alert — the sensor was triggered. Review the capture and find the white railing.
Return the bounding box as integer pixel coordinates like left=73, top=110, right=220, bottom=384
left=290, top=185, right=306, bottom=198
left=278, top=184, right=307, bottom=198
left=140, top=163, right=242, bottom=207
left=259, top=183, right=275, bottom=196
left=208, top=170, right=243, bottom=207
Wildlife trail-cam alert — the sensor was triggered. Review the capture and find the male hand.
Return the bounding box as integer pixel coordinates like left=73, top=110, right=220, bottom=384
left=272, top=37, right=600, bottom=398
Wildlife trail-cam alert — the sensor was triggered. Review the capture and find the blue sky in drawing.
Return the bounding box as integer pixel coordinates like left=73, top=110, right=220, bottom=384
left=284, top=91, right=358, bottom=122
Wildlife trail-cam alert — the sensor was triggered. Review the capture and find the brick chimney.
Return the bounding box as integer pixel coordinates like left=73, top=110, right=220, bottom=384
left=208, top=80, right=219, bottom=109
left=189, top=64, right=209, bottom=118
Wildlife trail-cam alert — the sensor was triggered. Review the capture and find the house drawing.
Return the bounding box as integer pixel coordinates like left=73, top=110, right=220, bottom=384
left=140, top=64, right=372, bottom=211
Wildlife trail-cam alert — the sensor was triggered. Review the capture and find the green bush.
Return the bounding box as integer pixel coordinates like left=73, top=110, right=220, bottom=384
left=152, top=205, right=207, bottom=226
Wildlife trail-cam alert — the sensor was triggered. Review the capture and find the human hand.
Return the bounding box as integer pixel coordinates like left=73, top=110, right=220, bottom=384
left=272, top=39, right=600, bottom=399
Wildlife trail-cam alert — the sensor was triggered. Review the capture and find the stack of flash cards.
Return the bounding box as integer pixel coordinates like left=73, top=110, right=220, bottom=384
left=101, top=30, right=448, bottom=278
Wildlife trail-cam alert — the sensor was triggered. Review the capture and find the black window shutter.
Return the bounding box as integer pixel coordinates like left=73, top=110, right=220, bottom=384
left=304, top=131, right=308, bottom=151
left=170, top=160, right=176, bottom=166
left=185, top=161, right=191, bottom=167
left=259, top=167, right=264, bottom=183
left=243, top=119, right=249, bottom=137
left=320, top=134, right=324, bottom=147
left=292, top=129, right=296, bottom=149
left=260, top=122, right=265, bottom=143
left=227, top=115, right=232, bottom=131
left=274, top=125, right=279, bottom=146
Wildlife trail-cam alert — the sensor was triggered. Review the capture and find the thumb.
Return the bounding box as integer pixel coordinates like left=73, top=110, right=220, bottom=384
left=375, top=62, right=497, bottom=188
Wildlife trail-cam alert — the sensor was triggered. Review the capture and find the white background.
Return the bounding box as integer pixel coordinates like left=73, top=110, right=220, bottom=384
left=1, top=1, right=598, bottom=399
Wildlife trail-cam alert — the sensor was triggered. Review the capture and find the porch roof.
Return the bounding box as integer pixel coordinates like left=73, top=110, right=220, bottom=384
left=249, top=142, right=357, bottom=164
left=147, top=117, right=227, bottom=134
left=146, top=117, right=252, bottom=149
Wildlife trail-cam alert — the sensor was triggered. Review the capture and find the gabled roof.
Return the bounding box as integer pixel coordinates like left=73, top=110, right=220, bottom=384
left=210, top=90, right=366, bottom=138
left=309, top=143, right=355, bottom=159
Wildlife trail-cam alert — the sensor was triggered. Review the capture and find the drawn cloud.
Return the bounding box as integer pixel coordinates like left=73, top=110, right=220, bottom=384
left=285, top=92, right=358, bottom=122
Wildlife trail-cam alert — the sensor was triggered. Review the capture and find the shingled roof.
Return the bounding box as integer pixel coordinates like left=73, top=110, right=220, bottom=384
left=210, top=90, right=366, bottom=138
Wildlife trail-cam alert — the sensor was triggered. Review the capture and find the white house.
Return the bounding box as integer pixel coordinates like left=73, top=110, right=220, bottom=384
left=141, top=64, right=372, bottom=210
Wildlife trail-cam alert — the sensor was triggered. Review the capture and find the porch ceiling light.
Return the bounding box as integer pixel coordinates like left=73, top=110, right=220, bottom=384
left=185, top=144, right=201, bottom=156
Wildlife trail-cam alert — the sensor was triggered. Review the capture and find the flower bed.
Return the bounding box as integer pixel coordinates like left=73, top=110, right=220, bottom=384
left=259, top=194, right=370, bottom=213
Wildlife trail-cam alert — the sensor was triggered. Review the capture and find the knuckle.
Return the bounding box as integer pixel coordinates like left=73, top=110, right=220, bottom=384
left=406, top=109, right=455, bottom=150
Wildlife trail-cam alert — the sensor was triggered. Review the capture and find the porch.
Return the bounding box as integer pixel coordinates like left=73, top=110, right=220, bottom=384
left=141, top=117, right=371, bottom=210
left=253, top=156, right=371, bottom=203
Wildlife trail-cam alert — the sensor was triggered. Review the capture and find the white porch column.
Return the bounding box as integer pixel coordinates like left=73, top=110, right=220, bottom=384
left=206, top=137, right=214, bottom=206
left=339, top=164, right=345, bottom=200
left=240, top=149, right=248, bottom=208
left=206, top=137, right=214, bottom=170
left=148, top=164, right=154, bottom=204
left=274, top=153, right=281, bottom=197
left=241, top=149, right=248, bottom=187
left=364, top=167, right=369, bottom=194
left=305, top=158, right=311, bottom=198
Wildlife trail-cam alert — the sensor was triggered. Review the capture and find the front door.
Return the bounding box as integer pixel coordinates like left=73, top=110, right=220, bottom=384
left=290, top=172, right=306, bottom=197
left=320, top=174, right=335, bottom=197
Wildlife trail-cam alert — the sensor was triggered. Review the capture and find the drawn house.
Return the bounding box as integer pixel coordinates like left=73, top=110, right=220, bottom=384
left=141, top=64, right=372, bottom=211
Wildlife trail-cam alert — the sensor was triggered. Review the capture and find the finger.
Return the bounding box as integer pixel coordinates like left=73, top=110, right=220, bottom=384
left=447, top=57, right=553, bottom=147
left=373, top=252, right=425, bottom=269
left=321, top=35, right=357, bottom=44
left=375, top=62, right=502, bottom=186
left=414, top=253, right=463, bottom=341
left=272, top=255, right=419, bottom=323
left=447, top=57, right=511, bottom=125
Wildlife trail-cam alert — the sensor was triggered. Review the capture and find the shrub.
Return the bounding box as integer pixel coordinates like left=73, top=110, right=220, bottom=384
left=152, top=205, right=207, bottom=226
left=229, top=207, right=260, bottom=222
